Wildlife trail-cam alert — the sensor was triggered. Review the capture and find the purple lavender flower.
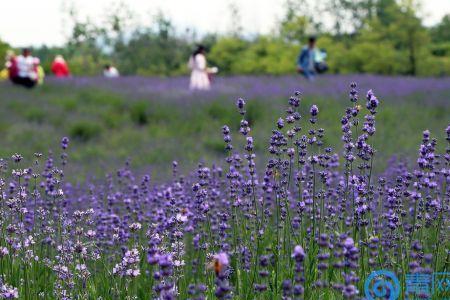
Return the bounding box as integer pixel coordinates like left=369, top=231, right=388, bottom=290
left=366, top=89, right=379, bottom=114
left=310, top=105, right=319, bottom=117
left=292, top=245, right=305, bottom=261
left=61, top=137, right=69, bottom=150
left=11, top=153, right=22, bottom=163
left=0, top=284, right=19, bottom=299
left=277, top=118, right=284, bottom=129
left=212, top=252, right=231, bottom=299
left=349, top=82, right=358, bottom=103
left=310, top=105, right=319, bottom=124
left=236, top=98, right=246, bottom=115
left=213, top=252, right=229, bottom=276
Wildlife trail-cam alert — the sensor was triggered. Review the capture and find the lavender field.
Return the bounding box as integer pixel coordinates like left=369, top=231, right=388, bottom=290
left=0, top=75, right=449, bottom=299
left=0, top=75, right=449, bottom=179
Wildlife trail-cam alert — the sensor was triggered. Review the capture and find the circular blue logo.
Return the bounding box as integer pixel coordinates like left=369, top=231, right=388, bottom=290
left=364, top=270, right=400, bottom=300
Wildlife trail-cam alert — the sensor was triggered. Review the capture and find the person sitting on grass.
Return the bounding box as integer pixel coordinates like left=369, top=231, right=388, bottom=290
left=103, top=64, right=120, bottom=78
left=12, top=48, right=38, bottom=88
left=51, top=55, right=70, bottom=77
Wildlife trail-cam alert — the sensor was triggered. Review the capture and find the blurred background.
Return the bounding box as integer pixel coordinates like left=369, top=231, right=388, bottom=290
left=1, top=0, right=450, bottom=76
left=0, top=0, right=449, bottom=181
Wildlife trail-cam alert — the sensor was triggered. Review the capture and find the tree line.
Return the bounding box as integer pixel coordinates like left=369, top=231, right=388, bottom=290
left=1, top=0, right=449, bottom=77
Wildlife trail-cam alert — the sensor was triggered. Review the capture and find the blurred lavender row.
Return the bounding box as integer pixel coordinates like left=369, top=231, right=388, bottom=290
left=48, top=75, right=450, bottom=105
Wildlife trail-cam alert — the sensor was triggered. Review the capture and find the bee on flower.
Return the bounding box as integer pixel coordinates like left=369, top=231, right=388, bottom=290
left=176, top=208, right=189, bottom=223
left=208, top=252, right=232, bottom=299
left=208, top=252, right=229, bottom=276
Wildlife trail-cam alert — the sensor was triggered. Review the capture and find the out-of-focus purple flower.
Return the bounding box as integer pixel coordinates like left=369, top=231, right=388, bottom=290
left=292, top=245, right=306, bottom=261
left=282, top=279, right=293, bottom=298
left=289, top=94, right=300, bottom=107
left=343, top=237, right=354, bottom=249
left=342, top=284, right=359, bottom=298
left=310, top=105, right=319, bottom=117
left=11, top=154, right=22, bottom=163
left=0, top=247, right=9, bottom=257
left=61, top=137, right=70, bottom=150
left=277, top=118, right=284, bottom=129
left=236, top=98, right=246, bottom=115
left=240, top=120, right=251, bottom=135
left=214, top=252, right=229, bottom=270
left=245, top=136, right=254, bottom=151
left=222, top=125, right=230, bottom=135
left=349, top=82, right=358, bottom=103
left=0, top=284, right=19, bottom=299
left=213, top=252, right=231, bottom=299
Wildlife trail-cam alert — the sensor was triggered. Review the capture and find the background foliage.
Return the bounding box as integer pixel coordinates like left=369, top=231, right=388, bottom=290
left=1, top=0, right=449, bottom=77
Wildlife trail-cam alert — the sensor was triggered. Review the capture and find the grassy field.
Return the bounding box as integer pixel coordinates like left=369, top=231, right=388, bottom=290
left=0, top=75, right=448, bottom=180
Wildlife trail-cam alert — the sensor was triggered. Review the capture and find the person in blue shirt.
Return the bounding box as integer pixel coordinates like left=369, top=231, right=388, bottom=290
left=297, top=36, right=317, bottom=80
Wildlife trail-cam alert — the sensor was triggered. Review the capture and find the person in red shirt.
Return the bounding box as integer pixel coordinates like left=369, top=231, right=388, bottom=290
left=5, top=50, right=18, bottom=80
left=51, top=55, right=70, bottom=77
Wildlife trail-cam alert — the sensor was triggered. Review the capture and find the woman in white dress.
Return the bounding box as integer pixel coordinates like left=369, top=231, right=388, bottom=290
left=189, top=45, right=210, bottom=91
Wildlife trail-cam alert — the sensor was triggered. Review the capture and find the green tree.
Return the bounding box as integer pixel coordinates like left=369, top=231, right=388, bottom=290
left=315, top=36, right=350, bottom=73
left=64, top=6, right=108, bottom=75
left=351, top=0, right=429, bottom=75
left=279, top=0, right=318, bottom=43
left=227, top=37, right=297, bottom=74
left=430, top=14, right=450, bottom=43
left=385, top=1, right=429, bottom=75
left=115, top=13, right=192, bottom=76
left=209, top=37, right=248, bottom=74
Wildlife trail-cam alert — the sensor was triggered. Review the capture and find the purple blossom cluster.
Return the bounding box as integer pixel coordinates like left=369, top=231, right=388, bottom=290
left=0, top=84, right=448, bottom=299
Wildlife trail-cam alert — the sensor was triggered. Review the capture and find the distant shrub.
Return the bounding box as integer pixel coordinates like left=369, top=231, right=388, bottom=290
left=129, top=101, right=150, bottom=126
left=101, top=109, right=126, bottom=129
left=245, top=101, right=264, bottom=126
left=209, top=37, right=248, bottom=74
left=207, top=102, right=233, bottom=120
left=417, top=55, right=450, bottom=76
left=69, top=121, right=102, bottom=142
left=24, top=107, right=46, bottom=124
left=202, top=138, right=225, bottom=153
left=78, top=89, right=125, bottom=108
left=60, top=98, right=78, bottom=112
left=430, top=42, right=450, bottom=57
